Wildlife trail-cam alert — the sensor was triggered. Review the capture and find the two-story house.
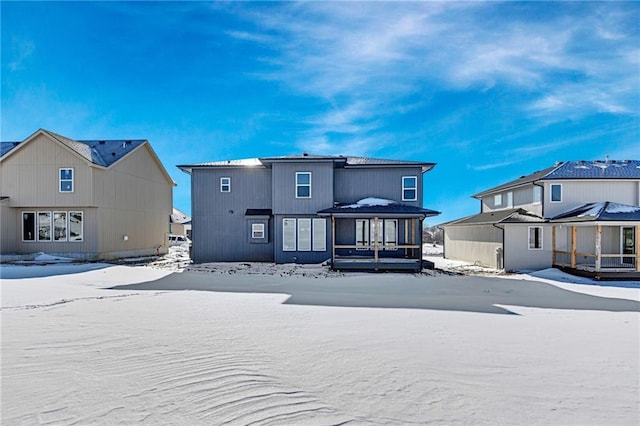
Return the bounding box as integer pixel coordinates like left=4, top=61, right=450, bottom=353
left=0, top=129, right=175, bottom=260
left=178, top=154, right=439, bottom=271
left=441, top=160, right=640, bottom=276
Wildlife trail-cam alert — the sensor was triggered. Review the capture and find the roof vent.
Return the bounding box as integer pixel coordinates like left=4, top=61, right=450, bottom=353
left=303, top=152, right=308, bottom=157
left=125, top=140, right=132, bottom=144
left=99, top=140, right=106, bottom=145
left=111, top=152, right=116, bottom=157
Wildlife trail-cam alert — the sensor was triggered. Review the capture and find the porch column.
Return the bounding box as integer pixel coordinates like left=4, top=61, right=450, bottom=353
left=571, top=225, right=577, bottom=268
left=595, top=224, right=601, bottom=272
left=373, top=216, right=379, bottom=265
left=331, top=216, right=336, bottom=267
left=551, top=226, right=556, bottom=265
left=636, top=225, right=640, bottom=272
left=411, top=218, right=416, bottom=258
left=404, top=219, right=409, bottom=257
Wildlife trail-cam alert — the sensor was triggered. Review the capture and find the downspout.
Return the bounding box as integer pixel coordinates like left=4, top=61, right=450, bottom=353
left=493, top=223, right=505, bottom=270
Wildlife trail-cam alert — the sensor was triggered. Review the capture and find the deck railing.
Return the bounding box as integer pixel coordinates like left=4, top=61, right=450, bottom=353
left=553, top=250, right=636, bottom=271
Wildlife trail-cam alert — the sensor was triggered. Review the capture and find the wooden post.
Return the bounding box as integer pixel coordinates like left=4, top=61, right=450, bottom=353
left=374, top=217, right=379, bottom=266
left=595, top=224, right=601, bottom=271
left=571, top=226, right=577, bottom=268
left=331, top=216, right=336, bottom=267
left=404, top=219, right=409, bottom=257
left=636, top=225, right=640, bottom=272
left=551, top=225, right=557, bottom=265
left=411, top=218, right=416, bottom=258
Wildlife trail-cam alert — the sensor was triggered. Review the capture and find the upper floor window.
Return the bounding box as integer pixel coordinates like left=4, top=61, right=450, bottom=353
left=402, top=176, right=417, bottom=201
left=494, top=193, right=502, bottom=207
left=506, top=192, right=513, bottom=208
left=296, top=172, right=311, bottom=198
left=60, top=168, right=74, bottom=192
left=533, top=186, right=542, bottom=204
left=550, top=184, right=562, bottom=202
left=220, top=177, right=231, bottom=193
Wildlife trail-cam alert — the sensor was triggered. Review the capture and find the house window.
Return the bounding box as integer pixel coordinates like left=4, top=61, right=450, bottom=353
left=296, top=172, right=311, bottom=198
left=283, top=218, right=297, bottom=251
left=494, top=194, right=502, bottom=207
left=60, top=168, right=74, bottom=192
left=550, top=184, right=562, bottom=202
left=297, top=218, right=312, bottom=251
left=356, top=219, right=370, bottom=249
left=220, top=177, right=231, bottom=193
left=533, top=186, right=542, bottom=204
left=69, top=211, right=83, bottom=241
left=402, top=176, right=417, bottom=201
left=528, top=226, right=543, bottom=250
left=53, top=211, right=67, bottom=241
left=22, top=212, right=35, bottom=241
left=506, top=192, right=513, bottom=208
left=38, top=211, right=52, bottom=241
left=370, top=219, right=383, bottom=248
left=312, top=218, right=326, bottom=251
left=251, top=223, right=265, bottom=239
left=384, top=219, right=398, bottom=249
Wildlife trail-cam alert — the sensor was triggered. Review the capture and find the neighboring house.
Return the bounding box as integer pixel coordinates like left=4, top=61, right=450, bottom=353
left=178, top=154, right=439, bottom=271
left=441, top=160, right=640, bottom=276
left=170, top=207, right=192, bottom=239
left=0, top=129, right=175, bottom=260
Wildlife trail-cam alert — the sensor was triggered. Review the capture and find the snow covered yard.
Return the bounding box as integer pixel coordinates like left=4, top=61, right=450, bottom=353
left=1, top=258, right=639, bottom=425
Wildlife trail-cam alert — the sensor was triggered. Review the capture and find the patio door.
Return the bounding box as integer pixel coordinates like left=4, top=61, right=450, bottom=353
left=622, top=227, right=635, bottom=265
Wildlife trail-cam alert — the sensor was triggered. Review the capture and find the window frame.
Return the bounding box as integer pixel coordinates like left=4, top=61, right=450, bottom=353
left=533, top=186, right=542, bottom=204
left=283, top=218, right=297, bottom=251
left=355, top=219, right=370, bottom=250
left=297, top=218, right=312, bottom=251
left=312, top=218, right=326, bottom=252
left=384, top=219, right=398, bottom=250
left=295, top=172, right=312, bottom=199
left=59, top=168, right=74, bottom=193
left=37, top=211, right=52, bottom=241
left=528, top=226, right=543, bottom=250
left=68, top=211, right=84, bottom=242
left=220, top=177, right=231, bottom=193
left=402, top=176, right=418, bottom=201
left=22, top=211, right=36, bottom=242
left=494, top=193, right=502, bottom=207
left=550, top=184, right=562, bottom=203
left=53, top=211, right=68, bottom=241
left=506, top=192, right=513, bottom=208
left=251, top=223, right=265, bottom=239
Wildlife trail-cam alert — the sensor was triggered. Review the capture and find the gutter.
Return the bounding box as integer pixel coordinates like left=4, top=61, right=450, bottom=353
left=493, top=222, right=505, bottom=270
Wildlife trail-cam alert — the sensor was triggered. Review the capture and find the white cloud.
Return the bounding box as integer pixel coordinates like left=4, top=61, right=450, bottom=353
left=7, top=39, right=35, bottom=71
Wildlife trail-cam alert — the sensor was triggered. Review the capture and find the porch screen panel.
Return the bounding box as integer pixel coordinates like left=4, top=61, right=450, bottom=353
left=384, top=219, right=397, bottom=249
left=356, top=219, right=369, bottom=249
left=298, top=218, right=311, bottom=251
left=312, top=218, right=326, bottom=251
left=283, top=218, right=296, bottom=251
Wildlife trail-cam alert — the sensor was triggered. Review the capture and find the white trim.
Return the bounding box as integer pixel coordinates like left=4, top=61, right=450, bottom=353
left=297, top=218, right=312, bottom=251
left=550, top=183, right=562, bottom=203
left=494, top=193, right=502, bottom=207
left=21, top=211, right=36, bottom=242
left=295, top=172, right=312, bottom=199
left=312, top=218, right=326, bottom=251
left=506, top=191, right=513, bottom=208
left=251, top=223, right=265, bottom=239
left=528, top=226, right=543, bottom=250
left=68, top=211, right=84, bottom=242
left=532, top=185, right=542, bottom=205
left=402, top=176, right=418, bottom=201
left=220, top=177, right=231, bottom=193
left=37, top=211, right=52, bottom=241
left=59, top=168, right=74, bottom=193
left=53, top=211, right=68, bottom=241
left=283, top=218, right=296, bottom=251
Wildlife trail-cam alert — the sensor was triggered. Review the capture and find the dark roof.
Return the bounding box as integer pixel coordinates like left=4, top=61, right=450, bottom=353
left=473, top=166, right=557, bottom=198
left=318, top=198, right=440, bottom=218
left=1, top=129, right=146, bottom=167
left=541, top=160, right=640, bottom=180
left=440, top=208, right=544, bottom=227
left=1, top=142, right=21, bottom=157
left=245, top=209, right=273, bottom=216
left=550, top=202, right=640, bottom=222
left=178, top=154, right=435, bottom=173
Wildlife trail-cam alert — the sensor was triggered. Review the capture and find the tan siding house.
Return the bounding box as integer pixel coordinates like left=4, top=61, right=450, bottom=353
left=0, top=129, right=175, bottom=260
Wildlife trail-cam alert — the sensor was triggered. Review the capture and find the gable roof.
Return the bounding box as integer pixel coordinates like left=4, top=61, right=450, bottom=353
left=550, top=202, right=640, bottom=222
left=472, top=166, right=558, bottom=198
left=170, top=208, right=191, bottom=224
left=440, top=208, right=544, bottom=227
left=1, top=129, right=175, bottom=186
left=541, top=160, right=640, bottom=180
left=178, top=154, right=435, bottom=174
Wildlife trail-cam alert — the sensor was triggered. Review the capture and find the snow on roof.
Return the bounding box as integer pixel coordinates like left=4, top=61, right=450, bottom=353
left=340, top=197, right=396, bottom=209
left=551, top=202, right=640, bottom=222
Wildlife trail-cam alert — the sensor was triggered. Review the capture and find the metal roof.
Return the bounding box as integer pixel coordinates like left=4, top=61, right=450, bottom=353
left=550, top=202, right=640, bottom=222
left=440, top=208, right=544, bottom=226
left=472, top=166, right=558, bottom=198
left=541, top=160, right=640, bottom=180
left=318, top=201, right=440, bottom=218
left=0, top=142, right=21, bottom=157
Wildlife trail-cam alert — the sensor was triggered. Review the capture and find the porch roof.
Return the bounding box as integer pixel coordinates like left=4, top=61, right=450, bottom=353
left=317, top=197, right=439, bottom=218
left=550, top=202, right=640, bottom=222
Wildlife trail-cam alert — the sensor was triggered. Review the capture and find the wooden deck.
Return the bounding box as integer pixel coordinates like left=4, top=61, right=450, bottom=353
left=556, top=266, right=640, bottom=281
left=331, top=257, right=423, bottom=272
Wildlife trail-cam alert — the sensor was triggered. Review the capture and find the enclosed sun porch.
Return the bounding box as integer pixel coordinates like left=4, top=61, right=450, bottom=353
left=318, top=199, right=440, bottom=272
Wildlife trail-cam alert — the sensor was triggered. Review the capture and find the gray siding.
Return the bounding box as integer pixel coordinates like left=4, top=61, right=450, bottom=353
left=481, top=184, right=543, bottom=216
left=443, top=225, right=503, bottom=268
left=335, top=167, right=423, bottom=206
left=542, top=180, right=640, bottom=218
left=0, top=201, right=17, bottom=253
left=272, top=162, right=334, bottom=214
left=502, top=224, right=552, bottom=271
left=191, top=167, right=273, bottom=262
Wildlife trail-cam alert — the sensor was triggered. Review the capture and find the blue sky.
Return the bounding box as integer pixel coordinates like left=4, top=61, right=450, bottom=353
left=2, top=1, right=638, bottom=225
